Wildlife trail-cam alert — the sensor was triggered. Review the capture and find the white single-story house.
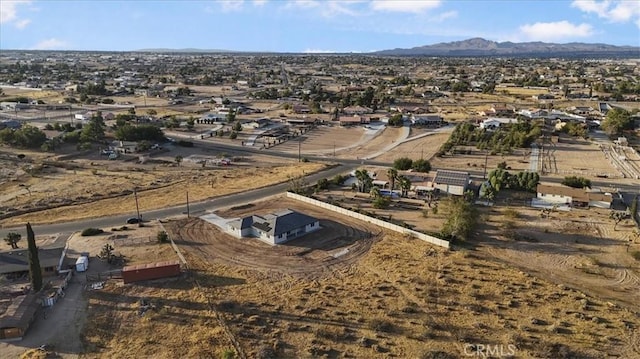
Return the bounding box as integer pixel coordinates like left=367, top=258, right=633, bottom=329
left=536, top=184, right=612, bottom=209
left=433, top=170, right=470, bottom=196
left=227, top=209, right=320, bottom=245
left=479, top=117, right=518, bottom=130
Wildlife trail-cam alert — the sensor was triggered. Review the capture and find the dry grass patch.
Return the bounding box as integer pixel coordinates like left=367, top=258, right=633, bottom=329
left=1, top=162, right=325, bottom=225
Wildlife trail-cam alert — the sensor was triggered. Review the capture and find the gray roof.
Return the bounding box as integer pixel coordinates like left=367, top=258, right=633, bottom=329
left=230, top=209, right=318, bottom=237
left=0, top=247, right=64, bottom=275
left=0, top=293, right=39, bottom=331
left=434, top=170, right=470, bottom=187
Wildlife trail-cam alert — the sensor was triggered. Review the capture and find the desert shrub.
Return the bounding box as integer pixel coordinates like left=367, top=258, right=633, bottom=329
left=373, top=196, right=391, bottom=209
left=631, top=251, right=640, bottom=261
left=81, top=228, right=104, bottom=236
left=331, top=174, right=348, bottom=185
left=157, top=231, right=169, bottom=243
left=229, top=131, right=238, bottom=140
left=220, top=349, right=235, bottom=359
left=369, top=318, right=395, bottom=333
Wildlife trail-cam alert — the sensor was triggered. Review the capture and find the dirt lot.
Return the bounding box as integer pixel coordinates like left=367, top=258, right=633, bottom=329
left=166, top=197, right=383, bottom=279
left=272, top=125, right=367, bottom=155
left=477, top=204, right=640, bottom=309
left=0, top=147, right=324, bottom=226
left=373, top=131, right=451, bottom=163
left=153, top=215, right=639, bottom=358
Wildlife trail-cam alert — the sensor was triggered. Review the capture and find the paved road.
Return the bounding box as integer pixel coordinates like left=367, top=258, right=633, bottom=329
left=0, top=164, right=355, bottom=237
left=529, top=144, right=539, bottom=172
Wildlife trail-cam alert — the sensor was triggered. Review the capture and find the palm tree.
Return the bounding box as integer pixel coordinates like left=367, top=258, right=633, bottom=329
left=354, top=169, right=372, bottom=193
left=370, top=186, right=381, bottom=199
left=387, top=168, right=398, bottom=190
left=398, top=176, right=411, bottom=197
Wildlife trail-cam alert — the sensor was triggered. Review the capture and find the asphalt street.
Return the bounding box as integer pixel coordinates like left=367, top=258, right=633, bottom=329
left=0, top=164, right=355, bottom=237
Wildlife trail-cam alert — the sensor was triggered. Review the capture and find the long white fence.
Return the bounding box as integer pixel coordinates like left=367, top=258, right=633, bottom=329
left=286, top=192, right=450, bottom=249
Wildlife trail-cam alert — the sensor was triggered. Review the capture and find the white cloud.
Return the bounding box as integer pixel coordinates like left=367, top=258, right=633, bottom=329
left=519, top=21, right=593, bottom=41
left=303, top=48, right=337, bottom=53
left=571, top=0, right=640, bottom=28
left=31, top=38, right=69, bottom=50
left=15, top=18, right=30, bottom=29
left=434, top=10, right=457, bottom=22
left=220, top=0, right=244, bottom=12
left=0, top=0, right=32, bottom=28
left=253, top=0, right=267, bottom=5
left=284, top=0, right=363, bottom=17
left=370, top=0, right=441, bottom=13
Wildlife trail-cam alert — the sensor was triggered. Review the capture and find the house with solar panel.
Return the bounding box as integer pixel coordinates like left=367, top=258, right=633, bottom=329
left=227, top=209, right=320, bottom=245
left=433, top=170, right=471, bottom=196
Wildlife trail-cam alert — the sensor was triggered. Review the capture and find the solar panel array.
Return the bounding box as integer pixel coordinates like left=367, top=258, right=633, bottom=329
left=434, top=170, right=469, bottom=187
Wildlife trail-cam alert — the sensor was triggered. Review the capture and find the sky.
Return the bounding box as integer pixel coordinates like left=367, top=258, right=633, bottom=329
left=1, top=0, right=639, bottom=52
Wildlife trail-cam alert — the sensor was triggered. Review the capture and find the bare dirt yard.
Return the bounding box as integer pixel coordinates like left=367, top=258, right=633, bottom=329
left=153, top=208, right=640, bottom=358
left=272, top=125, right=367, bottom=156
left=0, top=147, right=324, bottom=226
left=476, top=204, right=640, bottom=310
left=373, top=131, right=451, bottom=163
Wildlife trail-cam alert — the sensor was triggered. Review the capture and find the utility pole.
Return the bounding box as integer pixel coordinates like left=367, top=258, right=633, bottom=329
left=333, top=141, right=336, bottom=157
left=298, top=137, right=301, bottom=162
left=421, top=145, right=424, bottom=160
left=133, top=188, right=141, bottom=226
left=186, top=190, right=190, bottom=218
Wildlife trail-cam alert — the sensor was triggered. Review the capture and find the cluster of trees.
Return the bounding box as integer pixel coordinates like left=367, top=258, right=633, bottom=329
left=79, top=80, right=108, bottom=96
left=480, top=168, right=540, bottom=200
left=0, top=125, right=47, bottom=149
left=602, top=108, right=634, bottom=137
left=392, top=157, right=431, bottom=172
left=387, top=113, right=404, bottom=127
left=439, top=121, right=541, bottom=156
left=561, top=176, right=591, bottom=189
left=114, top=124, right=165, bottom=142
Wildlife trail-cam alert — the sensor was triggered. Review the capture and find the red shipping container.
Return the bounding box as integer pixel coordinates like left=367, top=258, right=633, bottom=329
left=122, top=260, right=181, bottom=284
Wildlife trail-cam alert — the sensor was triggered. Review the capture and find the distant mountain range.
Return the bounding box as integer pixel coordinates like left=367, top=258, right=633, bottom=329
left=373, top=38, right=640, bottom=57
left=136, top=48, right=236, bottom=53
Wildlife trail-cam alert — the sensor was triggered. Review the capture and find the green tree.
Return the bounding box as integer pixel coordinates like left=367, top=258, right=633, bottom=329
left=232, top=121, right=242, bottom=132
left=3, top=232, right=21, bottom=249
left=175, top=155, right=183, bottom=166
left=373, top=196, right=391, bottom=209
left=602, top=108, right=632, bottom=136
left=81, top=111, right=106, bottom=143
left=354, top=169, right=372, bottom=193
left=157, top=231, right=169, bottom=243
left=388, top=113, right=403, bottom=127
left=387, top=168, right=398, bottom=190
left=186, top=116, right=195, bottom=131
left=393, top=157, right=413, bottom=171
left=561, top=176, right=591, bottom=189
left=226, top=108, right=236, bottom=123
left=26, top=223, right=43, bottom=291
left=398, top=175, right=411, bottom=197
left=412, top=159, right=431, bottom=172
left=441, top=197, right=478, bottom=242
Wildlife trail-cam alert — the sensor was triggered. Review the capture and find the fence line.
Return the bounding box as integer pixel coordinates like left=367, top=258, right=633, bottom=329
left=286, top=192, right=450, bottom=249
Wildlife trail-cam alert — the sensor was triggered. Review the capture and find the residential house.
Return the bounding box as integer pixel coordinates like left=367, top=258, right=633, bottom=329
left=342, top=106, right=372, bottom=115
left=433, top=170, right=470, bottom=196
left=411, top=114, right=443, bottom=127
left=536, top=184, right=612, bottom=209
left=0, top=293, right=39, bottom=340
left=0, top=242, right=67, bottom=278
left=339, top=115, right=370, bottom=126
left=109, top=140, right=138, bottom=154
left=227, top=209, right=320, bottom=245
left=241, top=118, right=270, bottom=129
left=479, top=117, right=518, bottom=130
left=480, top=104, right=514, bottom=117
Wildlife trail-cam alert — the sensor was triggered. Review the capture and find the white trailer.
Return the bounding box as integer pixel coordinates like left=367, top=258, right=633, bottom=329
left=75, top=256, right=89, bottom=272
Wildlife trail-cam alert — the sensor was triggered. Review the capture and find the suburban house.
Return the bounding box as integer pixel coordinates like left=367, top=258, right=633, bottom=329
left=536, top=184, right=612, bottom=209
left=433, top=170, right=470, bottom=196
left=410, top=114, right=443, bottom=127
left=241, top=118, right=270, bottom=129
left=339, top=115, right=370, bottom=126
left=342, top=106, right=373, bottom=115
left=0, top=242, right=67, bottom=279
left=227, top=209, right=320, bottom=245
left=479, top=117, right=518, bottom=130
left=480, top=104, right=514, bottom=117
left=74, top=112, right=93, bottom=122
left=285, top=117, right=318, bottom=126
